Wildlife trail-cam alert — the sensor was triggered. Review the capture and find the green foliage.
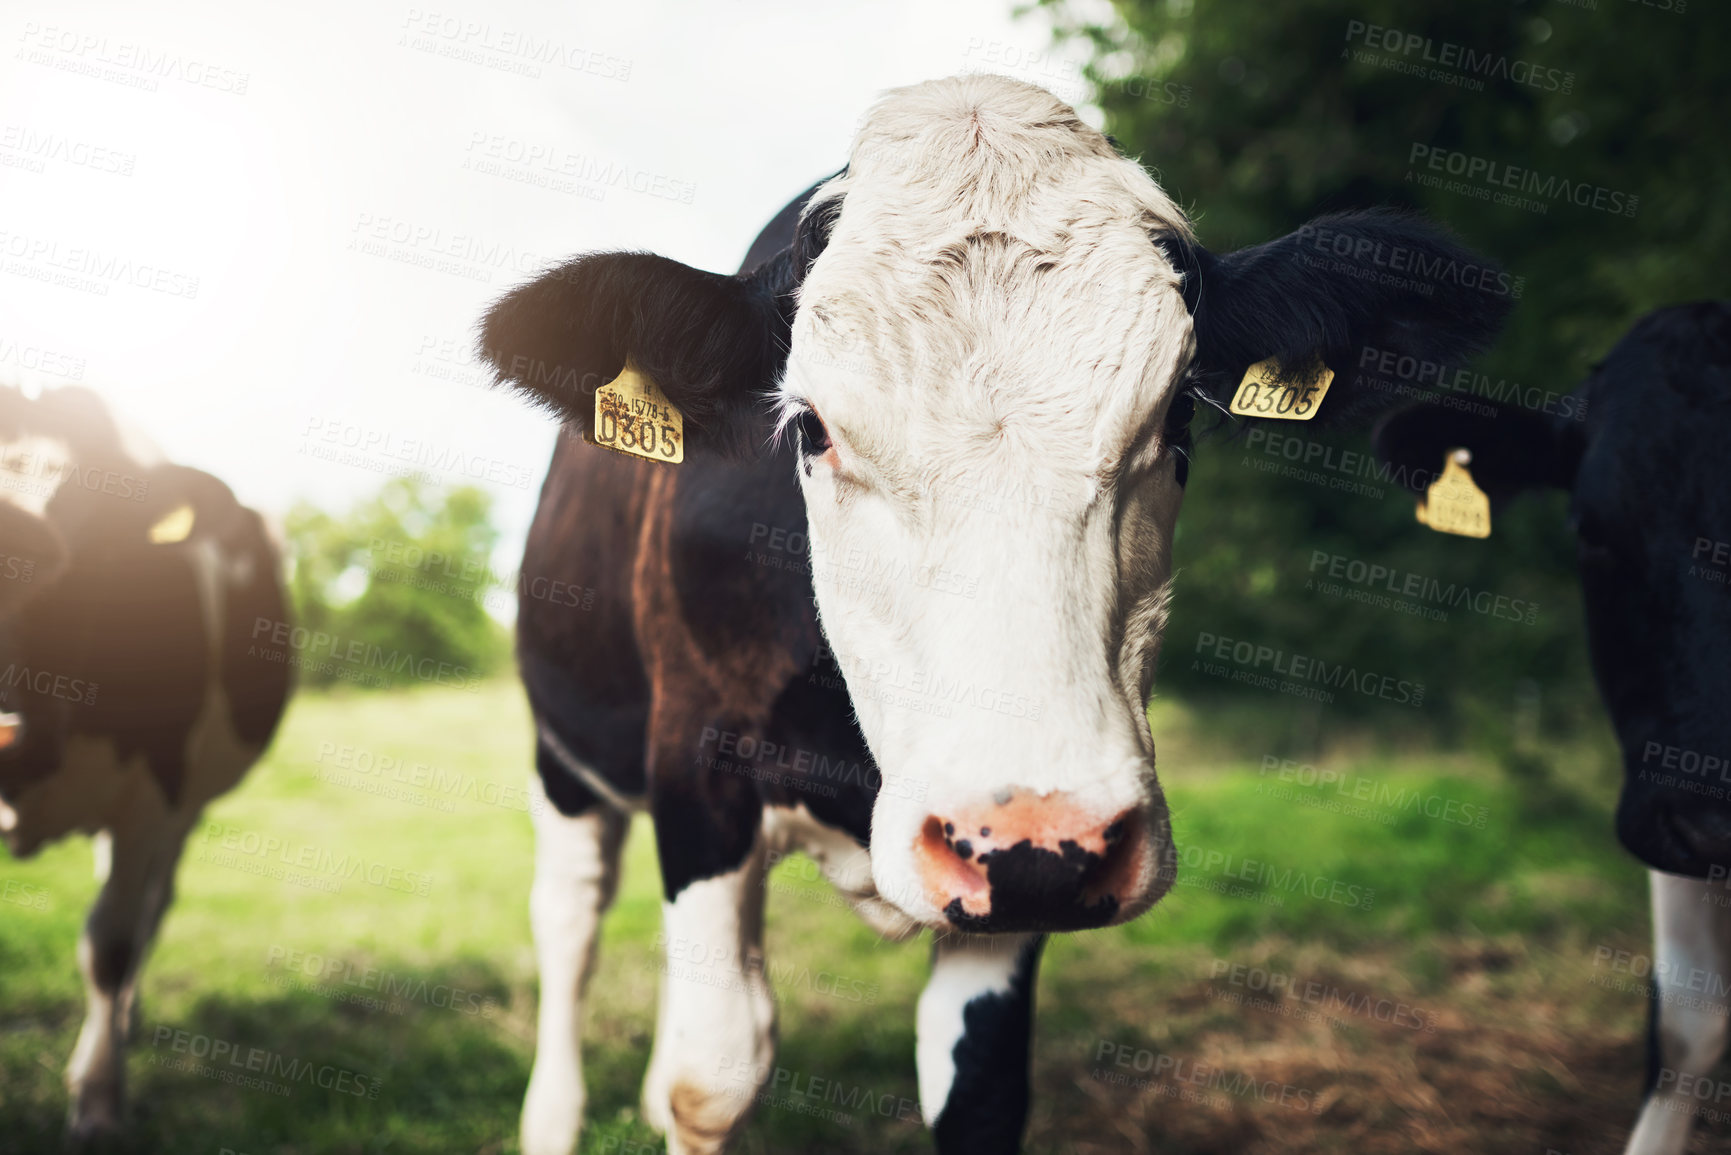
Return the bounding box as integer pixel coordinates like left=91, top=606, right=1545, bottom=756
left=1038, top=0, right=1726, bottom=740
left=283, top=478, right=510, bottom=690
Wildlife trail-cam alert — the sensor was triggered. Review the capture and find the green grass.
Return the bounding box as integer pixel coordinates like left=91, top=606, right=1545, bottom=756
left=0, top=680, right=1683, bottom=1154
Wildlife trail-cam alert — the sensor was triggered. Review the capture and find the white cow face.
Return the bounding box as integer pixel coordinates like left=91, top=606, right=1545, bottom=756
left=483, top=74, right=1509, bottom=933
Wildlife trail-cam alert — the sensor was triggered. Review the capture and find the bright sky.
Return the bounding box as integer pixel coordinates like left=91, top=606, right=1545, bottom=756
left=0, top=0, right=1097, bottom=581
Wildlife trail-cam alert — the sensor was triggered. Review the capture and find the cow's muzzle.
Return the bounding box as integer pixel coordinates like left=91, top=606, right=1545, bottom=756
left=912, top=788, right=1167, bottom=933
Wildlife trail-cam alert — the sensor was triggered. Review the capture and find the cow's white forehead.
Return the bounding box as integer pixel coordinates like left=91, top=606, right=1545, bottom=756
left=785, top=75, right=1195, bottom=484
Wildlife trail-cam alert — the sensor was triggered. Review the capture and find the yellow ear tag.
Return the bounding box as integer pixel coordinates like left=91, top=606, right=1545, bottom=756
left=589, top=363, right=684, bottom=464
left=1228, top=356, right=1334, bottom=420
left=147, top=503, right=196, bottom=544
left=1416, top=449, right=1491, bottom=539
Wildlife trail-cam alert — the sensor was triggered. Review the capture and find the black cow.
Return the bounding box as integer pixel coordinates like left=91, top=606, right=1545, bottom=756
left=1374, top=302, right=1731, bottom=1155
left=0, top=384, right=292, bottom=1138
left=483, top=75, right=1506, bottom=1155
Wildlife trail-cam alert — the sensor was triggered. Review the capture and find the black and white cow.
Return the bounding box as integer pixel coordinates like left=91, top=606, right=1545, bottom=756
left=481, top=75, right=1507, bottom=1155
left=0, top=384, right=292, bottom=1138
left=1374, top=302, right=1731, bottom=1155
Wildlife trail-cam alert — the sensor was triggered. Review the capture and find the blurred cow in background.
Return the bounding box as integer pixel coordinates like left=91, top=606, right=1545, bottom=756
left=0, top=384, right=292, bottom=1139
left=1374, top=302, right=1731, bottom=1155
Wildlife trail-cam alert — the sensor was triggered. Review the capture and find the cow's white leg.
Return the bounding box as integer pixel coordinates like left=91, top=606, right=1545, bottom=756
left=641, top=834, right=775, bottom=1155
left=1624, top=869, right=1731, bottom=1155
left=520, top=776, right=630, bottom=1155
left=917, top=932, right=1044, bottom=1155
left=65, top=809, right=192, bottom=1139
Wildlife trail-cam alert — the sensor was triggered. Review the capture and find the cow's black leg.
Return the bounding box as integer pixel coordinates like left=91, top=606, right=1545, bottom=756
left=1624, top=869, right=1731, bottom=1154
left=918, top=933, right=1045, bottom=1155
left=66, top=802, right=193, bottom=1140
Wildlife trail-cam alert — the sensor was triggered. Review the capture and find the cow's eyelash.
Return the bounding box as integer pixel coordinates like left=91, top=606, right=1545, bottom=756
left=771, top=396, right=832, bottom=458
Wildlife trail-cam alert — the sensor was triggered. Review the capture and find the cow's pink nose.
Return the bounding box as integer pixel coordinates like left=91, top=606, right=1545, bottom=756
left=913, top=791, right=1147, bottom=932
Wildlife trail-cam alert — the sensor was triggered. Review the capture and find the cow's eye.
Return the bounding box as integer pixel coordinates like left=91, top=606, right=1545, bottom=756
left=797, top=407, right=832, bottom=456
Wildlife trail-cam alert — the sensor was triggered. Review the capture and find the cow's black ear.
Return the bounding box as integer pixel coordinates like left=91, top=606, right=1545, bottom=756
left=1371, top=401, right=1579, bottom=506
left=480, top=179, right=839, bottom=458
left=1178, top=209, right=1511, bottom=429
left=478, top=253, right=791, bottom=456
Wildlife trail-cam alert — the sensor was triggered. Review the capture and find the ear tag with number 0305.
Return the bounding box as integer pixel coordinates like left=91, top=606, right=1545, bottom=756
left=1416, top=449, right=1491, bottom=539
left=589, top=363, right=684, bottom=464
left=1228, top=356, right=1334, bottom=421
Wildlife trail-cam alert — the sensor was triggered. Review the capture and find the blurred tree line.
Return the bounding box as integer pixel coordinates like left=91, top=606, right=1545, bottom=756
left=285, top=478, right=510, bottom=690
left=1037, top=0, right=1723, bottom=750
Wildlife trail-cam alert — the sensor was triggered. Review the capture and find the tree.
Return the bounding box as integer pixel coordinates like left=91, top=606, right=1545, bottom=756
left=1036, top=0, right=1724, bottom=740
left=283, top=478, right=510, bottom=691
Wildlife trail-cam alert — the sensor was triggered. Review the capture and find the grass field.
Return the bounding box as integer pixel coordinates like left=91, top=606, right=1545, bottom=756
left=0, top=679, right=1718, bottom=1154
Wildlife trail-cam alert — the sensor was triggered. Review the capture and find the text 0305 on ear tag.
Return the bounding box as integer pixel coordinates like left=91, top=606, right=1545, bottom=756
left=589, top=364, right=684, bottom=464
left=1228, top=356, right=1334, bottom=421
left=1416, top=450, right=1491, bottom=539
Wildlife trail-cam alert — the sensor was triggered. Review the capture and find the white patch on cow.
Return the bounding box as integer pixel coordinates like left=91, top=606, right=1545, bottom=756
left=0, top=433, right=73, bottom=516
left=641, top=843, right=776, bottom=1153
left=1624, top=869, right=1731, bottom=1155
left=915, top=932, right=1033, bottom=1125
left=520, top=776, right=628, bottom=1155
left=761, top=802, right=922, bottom=941
left=782, top=76, right=1194, bottom=926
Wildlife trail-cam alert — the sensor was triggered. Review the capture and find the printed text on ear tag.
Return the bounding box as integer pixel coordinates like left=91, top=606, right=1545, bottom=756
left=1416, top=450, right=1491, bottom=539
left=589, top=363, right=684, bottom=464
left=1228, top=356, right=1334, bottom=421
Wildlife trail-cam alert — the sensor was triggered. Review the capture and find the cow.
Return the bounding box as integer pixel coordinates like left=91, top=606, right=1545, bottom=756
left=1371, top=302, right=1731, bottom=1155
left=480, top=75, right=1508, bottom=1155
left=0, top=383, right=292, bottom=1139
